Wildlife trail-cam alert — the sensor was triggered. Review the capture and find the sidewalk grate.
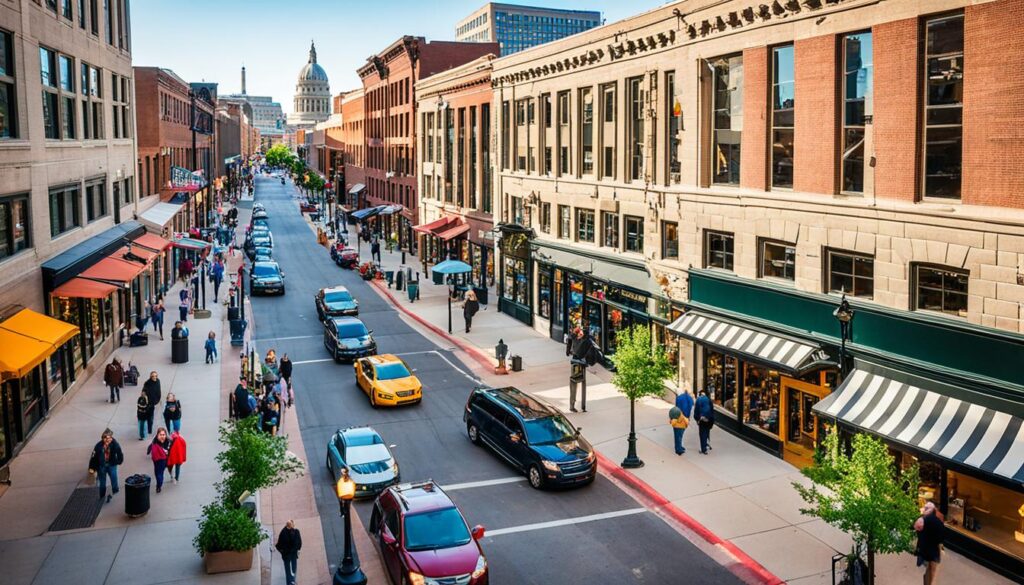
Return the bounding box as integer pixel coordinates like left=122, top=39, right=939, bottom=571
left=47, top=487, right=104, bottom=532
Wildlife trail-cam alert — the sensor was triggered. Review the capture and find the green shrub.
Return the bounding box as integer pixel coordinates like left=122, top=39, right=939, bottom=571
left=193, top=503, right=266, bottom=555
left=215, top=416, right=304, bottom=506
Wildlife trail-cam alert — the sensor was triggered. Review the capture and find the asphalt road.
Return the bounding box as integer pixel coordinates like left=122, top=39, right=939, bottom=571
left=249, top=175, right=742, bottom=585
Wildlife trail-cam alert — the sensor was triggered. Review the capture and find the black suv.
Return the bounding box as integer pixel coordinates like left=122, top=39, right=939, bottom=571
left=463, top=386, right=596, bottom=489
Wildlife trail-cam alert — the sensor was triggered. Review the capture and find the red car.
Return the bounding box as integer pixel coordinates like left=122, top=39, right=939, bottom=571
left=369, top=480, right=488, bottom=585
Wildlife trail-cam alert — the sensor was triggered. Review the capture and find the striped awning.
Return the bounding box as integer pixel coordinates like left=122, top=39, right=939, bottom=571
left=813, top=367, right=1024, bottom=483
left=668, top=311, right=826, bottom=374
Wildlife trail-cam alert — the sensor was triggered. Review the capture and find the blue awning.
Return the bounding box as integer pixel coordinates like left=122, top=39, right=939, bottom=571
left=350, top=206, right=385, bottom=220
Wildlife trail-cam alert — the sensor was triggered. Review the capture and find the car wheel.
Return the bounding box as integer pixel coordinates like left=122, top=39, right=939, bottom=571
left=528, top=464, right=544, bottom=490
left=467, top=422, right=480, bottom=445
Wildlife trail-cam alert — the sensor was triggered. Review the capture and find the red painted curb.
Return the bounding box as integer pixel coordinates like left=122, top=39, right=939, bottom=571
left=596, top=452, right=785, bottom=585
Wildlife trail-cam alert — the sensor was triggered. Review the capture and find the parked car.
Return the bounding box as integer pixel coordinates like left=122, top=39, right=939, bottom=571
left=315, top=285, right=359, bottom=319
left=336, top=247, right=359, bottom=269
left=251, top=217, right=270, bottom=231
left=325, top=426, right=399, bottom=498
left=249, top=261, right=285, bottom=295
left=369, top=480, right=488, bottom=585
left=250, top=229, right=273, bottom=248
left=252, top=246, right=273, bottom=262
left=354, top=355, right=422, bottom=407
left=252, top=207, right=269, bottom=220
left=323, top=316, right=376, bottom=362
left=464, top=386, right=596, bottom=489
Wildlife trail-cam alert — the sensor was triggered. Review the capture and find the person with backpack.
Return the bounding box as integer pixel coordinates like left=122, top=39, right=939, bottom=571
left=694, top=390, right=715, bottom=455
left=103, top=358, right=124, bottom=403
left=136, top=389, right=150, bottom=440
left=565, top=327, right=599, bottom=412
left=670, top=389, right=694, bottom=455
left=163, top=393, right=182, bottom=433
left=88, top=428, right=124, bottom=503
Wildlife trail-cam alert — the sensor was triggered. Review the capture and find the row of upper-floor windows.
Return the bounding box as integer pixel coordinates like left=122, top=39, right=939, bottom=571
left=366, top=77, right=411, bottom=113
left=41, top=0, right=131, bottom=52
left=456, top=12, right=488, bottom=37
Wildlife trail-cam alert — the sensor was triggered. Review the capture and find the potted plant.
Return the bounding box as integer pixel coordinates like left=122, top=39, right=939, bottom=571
left=194, top=503, right=266, bottom=573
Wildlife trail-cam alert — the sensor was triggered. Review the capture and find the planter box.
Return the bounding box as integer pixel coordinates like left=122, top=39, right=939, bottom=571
left=204, top=548, right=254, bottom=574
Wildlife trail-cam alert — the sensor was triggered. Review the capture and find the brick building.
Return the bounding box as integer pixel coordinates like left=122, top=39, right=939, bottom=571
left=357, top=36, right=498, bottom=250
left=490, top=0, right=1024, bottom=577
left=415, top=54, right=496, bottom=288
left=340, top=89, right=365, bottom=209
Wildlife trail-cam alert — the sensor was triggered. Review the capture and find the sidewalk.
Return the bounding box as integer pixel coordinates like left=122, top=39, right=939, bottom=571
left=365, top=244, right=1012, bottom=585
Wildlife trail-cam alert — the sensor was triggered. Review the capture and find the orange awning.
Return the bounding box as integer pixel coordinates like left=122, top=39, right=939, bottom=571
left=0, top=309, right=80, bottom=380
left=436, top=221, right=470, bottom=241
left=51, top=277, right=120, bottom=299
left=128, top=245, right=157, bottom=263
left=80, top=256, right=145, bottom=283
left=1, top=308, right=80, bottom=347
left=134, top=233, right=172, bottom=252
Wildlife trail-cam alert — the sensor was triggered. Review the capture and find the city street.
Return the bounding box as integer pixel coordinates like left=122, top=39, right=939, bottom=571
left=249, top=175, right=744, bottom=584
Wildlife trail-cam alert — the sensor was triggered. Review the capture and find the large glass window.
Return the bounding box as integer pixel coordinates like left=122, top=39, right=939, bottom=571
left=40, top=47, right=59, bottom=139
left=771, top=45, right=795, bottom=189
left=0, top=30, right=16, bottom=139
left=502, top=257, right=527, bottom=305
left=666, top=71, right=680, bottom=184
left=624, top=216, right=643, bottom=253
left=538, top=266, right=552, bottom=319
left=662, top=221, right=678, bottom=259
left=705, top=350, right=737, bottom=416
left=913, top=264, right=968, bottom=317
left=704, top=230, right=734, bottom=271
left=85, top=181, right=106, bottom=221
left=826, top=249, right=874, bottom=298
left=576, top=208, right=594, bottom=243
left=501, top=100, right=510, bottom=169
left=456, top=108, right=465, bottom=205
left=539, top=202, right=551, bottom=233
left=923, top=14, right=963, bottom=199
left=481, top=103, right=491, bottom=213
left=628, top=77, right=645, bottom=182
left=557, top=204, right=570, bottom=239
left=600, top=83, right=615, bottom=179
left=946, top=470, right=1024, bottom=561
left=580, top=87, right=593, bottom=175
left=841, top=32, right=872, bottom=193
left=759, top=239, right=795, bottom=281
left=444, top=108, right=454, bottom=202
left=711, top=55, right=743, bottom=185
left=49, top=184, right=80, bottom=237
left=469, top=105, right=477, bottom=209
left=0, top=195, right=30, bottom=259
left=743, top=363, right=780, bottom=437
left=601, top=211, right=618, bottom=248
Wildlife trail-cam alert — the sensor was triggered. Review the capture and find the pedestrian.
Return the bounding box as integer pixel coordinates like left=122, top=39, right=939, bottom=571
left=163, top=392, right=182, bottom=433
left=279, top=354, right=293, bottom=400
left=103, top=357, right=125, bottom=403
left=211, top=258, right=225, bottom=302
left=565, top=327, right=597, bottom=413
left=88, top=428, right=124, bottom=503
left=671, top=390, right=694, bottom=455
left=462, top=290, right=480, bottom=333
left=151, top=299, right=165, bottom=339
left=233, top=377, right=252, bottom=419
left=205, top=331, right=218, bottom=363
left=178, top=256, right=190, bottom=282
left=275, top=520, right=303, bottom=585
left=142, top=371, right=162, bottom=436
left=147, top=428, right=172, bottom=493
left=136, top=388, right=150, bottom=440
left=262, top=400, right=280, bottom=435
left=179, top=286, right=191, bottom=322
left=371, top=238, right=381, bottom=264
left=915, top=501, right=946, bottom=585
left=694, top=390, right=715, bottom=455
left=166, top=430, right=187, bottom=484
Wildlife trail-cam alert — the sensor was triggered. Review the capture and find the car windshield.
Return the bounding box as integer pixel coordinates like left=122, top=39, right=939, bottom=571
left=324, top=291, right=353, bottom=303
left=344, top=432, right=383, bottom=447
left=350, top=460, right=390, bottom=474
left=523, top=415, right=576, bottom=444
left=336, top=322, right=368, bottom=338
left=403, top=508, right=471, bottom=551
left=253, top=265, right=279, bottom=277
left=375, top=362, right=411, bottom=380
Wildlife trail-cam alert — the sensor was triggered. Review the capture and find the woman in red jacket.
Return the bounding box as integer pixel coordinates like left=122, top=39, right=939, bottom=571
left=167, top=430, right=187, bottom=484
left=147, top=428, right=171, bottom=493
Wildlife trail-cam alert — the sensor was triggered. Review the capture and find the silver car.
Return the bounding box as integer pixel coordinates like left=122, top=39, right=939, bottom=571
left=326, top=426, right=399, bottom=498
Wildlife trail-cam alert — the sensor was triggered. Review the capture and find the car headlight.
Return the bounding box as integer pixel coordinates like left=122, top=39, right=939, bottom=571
left=472, top=555, right=487, bottom=578
left=379, top=392, right=394, bottom=400
left=585, top=451, right=596, bottom=464
left=542, top=460, right=560, bottom=472
left=391, top=460, right=399, bottom=475
left=408, top=572, right=425, bottom=585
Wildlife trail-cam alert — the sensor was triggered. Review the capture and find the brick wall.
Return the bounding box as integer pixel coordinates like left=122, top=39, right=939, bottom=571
left=872, top=18, right=919, bottom=203
left=793, top=34, right=838, bottom=195
left=740, top=46, right=768, bottom=191
left=962, top=0, right=1024, bottom=209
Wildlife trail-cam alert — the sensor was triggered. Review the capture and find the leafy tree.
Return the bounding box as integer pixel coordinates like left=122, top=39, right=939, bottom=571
left=793, top=432, right=921, bottom=585
left=304, top=173, right=326, bottom=193
left=215, top=416, right=304, bottom=506
left=264, top=144, right=293, bottom=168
left=289, top=156, right=306, bottom=180
left=610, top=324, right=673, bottom=468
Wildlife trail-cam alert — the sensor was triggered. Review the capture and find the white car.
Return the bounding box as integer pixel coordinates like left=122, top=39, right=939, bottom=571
left=326, top=426, right=399, bottom=498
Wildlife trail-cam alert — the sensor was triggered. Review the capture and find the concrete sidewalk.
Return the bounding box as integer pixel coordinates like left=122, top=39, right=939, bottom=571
left=363, top=244, right=1012, bottom=585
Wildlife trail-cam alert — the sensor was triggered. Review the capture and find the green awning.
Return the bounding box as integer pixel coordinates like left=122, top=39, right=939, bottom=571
left=170, top=237, right=211, bottom=251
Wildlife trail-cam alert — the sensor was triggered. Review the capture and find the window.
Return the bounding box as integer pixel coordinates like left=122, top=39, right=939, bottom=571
left=600, top=83, right=615, bottom=179
left=826, top=249, right=874, bottom=298
left=444, top=108, right=453, bottom=202
left=78, top=0, right=86, bottom=28
left=85, top=180, right=106, bottom=221
left=0, top=195, right=30, bottom=259
left=104, top=0, right=113, bottom=45
left=922, top=14, right=963, bottom=199
left=40, top=48, right=60, bottom=139
left=628, top=77, right=645, bottom=182
left=538, top=268, right=552, bottom=319
left=709, top=57, right=744, bottom=187
left=759, top=239, right=795, bottom=281
left=539, top=202, right=551, bottom=233
left=945, top=470, right=1024, bottom=562
left=60, top=55, right=76, bottom=139
left=576, top=208, right=594, bottom=243
left=841, top=32, right=872, bottom=193
left=457, top=108, right=465, bottom=205
left=557, top=205, right=570, bottom=239
left=601, top=211, right=618, bottom=248
left=515, top=98, right=528, bottom=170
left=501, top=100, right=510, bottom=169
left=542, top=93, right=551, bottom=128
left=111, top=74, right=129, bottom=138
left=557, top=91, right=570, bottom=175
left=666, top=71, right=680, bottom=184
left=662, top=221, right=678, bottom=259
left=49, top=184, right=81, bottom=237
left=481, top=103, right=491, bottom=213
left=0, top=30, right=17, bottom=139
left=469, top=106, right=477, bottom=209
left=771, top=46, right=795, bottom=188
left=705, top=350, right=738, bottom=416
left=624, top=216, right=644, bottom=253
left=913, top=264, right=968, bottom=316
left=580, top=87, right=593, bottom=175
left=508, top=195, right=524, bottom=225
left=81, top=62, right=102, bottom=139
left=704, top=230, right=734, bottom=270
left=62, top=0, right=73, bottom=20
left=89, top=0, right=98, bottom=35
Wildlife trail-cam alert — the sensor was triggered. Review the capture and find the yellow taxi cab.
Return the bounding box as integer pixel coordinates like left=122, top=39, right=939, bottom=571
left=354, top=354, right=422, bottom=407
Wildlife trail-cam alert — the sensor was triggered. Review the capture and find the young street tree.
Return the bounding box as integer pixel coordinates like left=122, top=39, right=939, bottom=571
left=610, top=324, right=674, bottom=468
left=793, top=432, right=921, bottom=585
left=264, top=144, right=293, bottom=168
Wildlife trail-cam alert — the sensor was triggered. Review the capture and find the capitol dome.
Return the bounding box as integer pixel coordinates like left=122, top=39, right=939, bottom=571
left=289, top=41, right=331, bottom=127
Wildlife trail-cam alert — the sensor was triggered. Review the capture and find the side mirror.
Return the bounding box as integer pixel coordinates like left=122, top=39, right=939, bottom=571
left=381, top=531, right=397, bottom=546
left=575, top=427, right=582, bottom=437
left=471, top=525, right=486, bottom=540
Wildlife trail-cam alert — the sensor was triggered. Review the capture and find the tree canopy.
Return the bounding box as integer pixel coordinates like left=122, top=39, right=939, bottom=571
left=610, top=324, right=673, bottom=402
left=264, top=144, right=293, bottom=168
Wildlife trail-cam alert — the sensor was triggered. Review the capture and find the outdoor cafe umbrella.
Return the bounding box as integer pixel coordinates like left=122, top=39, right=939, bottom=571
left=432, top=260, right=472, bottom=333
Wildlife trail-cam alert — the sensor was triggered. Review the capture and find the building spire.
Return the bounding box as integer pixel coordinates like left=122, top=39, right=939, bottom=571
left=241, top=63, right=247, bottom=95
left=309, top=40, right=317, bottom=64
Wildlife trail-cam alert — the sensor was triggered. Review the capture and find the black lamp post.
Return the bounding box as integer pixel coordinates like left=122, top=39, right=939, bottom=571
left=833, top=295, right=855, bottom=378
left=333, top=468, right=367, bottom=585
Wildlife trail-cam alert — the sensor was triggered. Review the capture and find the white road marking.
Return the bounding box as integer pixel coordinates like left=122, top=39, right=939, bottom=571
left=440, top=476, right=527, bottom=491
left=485, top=508, right=647, bottom=537
left=395, top=350, right=479, bottom=384
left=292, top=358, right=334, bottom=365
left=253, top=334, right=320, bottom=342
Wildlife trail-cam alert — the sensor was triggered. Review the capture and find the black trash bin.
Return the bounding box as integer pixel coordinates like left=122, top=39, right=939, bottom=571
left=432, top=270, right=445, bottom=285
left=171, top=337, right=189, bottom=363
left=227, top=306, right=241, bottom=321
left=511, top=355, right=523, bottom=372
left=472, top=286, right=489, bottom=306
left=124, top=474, right=151, bottom=517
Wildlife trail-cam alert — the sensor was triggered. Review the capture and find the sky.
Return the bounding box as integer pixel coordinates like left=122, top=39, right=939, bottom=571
left=130, top=0, right=666, bottom=113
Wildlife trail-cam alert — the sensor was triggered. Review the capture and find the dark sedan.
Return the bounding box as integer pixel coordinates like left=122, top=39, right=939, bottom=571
left=323, top=316, right=376, bottom=362
left=250, top=261, right=285, bottom=295
left=315, top=286, right=359, bottom=319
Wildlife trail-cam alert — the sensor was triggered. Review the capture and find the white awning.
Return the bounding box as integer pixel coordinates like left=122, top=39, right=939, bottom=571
left=139, top=202, right=185, bottom=231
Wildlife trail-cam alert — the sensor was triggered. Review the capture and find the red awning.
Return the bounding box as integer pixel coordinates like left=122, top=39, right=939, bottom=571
left=50, top=278, right=120, bottom=299
left=128, top=245, right=157, bottom=263
left=413, top=216, right=455, bottom=235
left=134, top=233, right=172, bottom=252
left=436, top=221, right=470, bottom=241
left=80, top=256, right=146, bottom=284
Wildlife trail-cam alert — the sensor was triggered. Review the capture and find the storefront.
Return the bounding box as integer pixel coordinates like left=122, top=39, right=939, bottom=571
left=132, top=233, right=173, bottom=300
left=497, top=224, right=533, bottom=325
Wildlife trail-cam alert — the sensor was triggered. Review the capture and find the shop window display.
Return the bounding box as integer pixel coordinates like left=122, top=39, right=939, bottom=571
left=567, top=274, right=584, bottom=332
left=743, top=363, right=780, bottom=436
left=705, top=350, right=738, bottom=416
left=538, top=268, right=552, bottom=319
left=947, top=471, right=1024, bottom=560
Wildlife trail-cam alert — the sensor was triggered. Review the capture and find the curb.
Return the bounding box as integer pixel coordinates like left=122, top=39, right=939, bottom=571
left=595, top=452, right=784, bottom=585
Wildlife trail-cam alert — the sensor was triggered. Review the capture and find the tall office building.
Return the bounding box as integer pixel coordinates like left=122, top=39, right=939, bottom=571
left=456, top=3, right=601, bottom=55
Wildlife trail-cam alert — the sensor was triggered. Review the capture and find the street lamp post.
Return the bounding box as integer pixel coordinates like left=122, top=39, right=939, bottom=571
left=333, top=468, right=367, bottom=585
left=833, top=295, right=855, bottom=378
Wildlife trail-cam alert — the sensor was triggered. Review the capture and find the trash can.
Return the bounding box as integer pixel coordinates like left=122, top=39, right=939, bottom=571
left=407, top=282, right=419, bottom=303
left=511, top=355, right=523, bottom=372
left=230, top=319, right=248, bottom=346
left=432, top=270, right=445, bottom=285
left=228, top=306, right=241, bottom=321
left=171, top=337, right=189, bottom=364
left=124, top=474, right=151, bottom=517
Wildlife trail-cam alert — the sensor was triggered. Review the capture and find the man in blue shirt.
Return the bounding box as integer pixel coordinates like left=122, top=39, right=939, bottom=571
left=694, top=390, right=715, bottom=455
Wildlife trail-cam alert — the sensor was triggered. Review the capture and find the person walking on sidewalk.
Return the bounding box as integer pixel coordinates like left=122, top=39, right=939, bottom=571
left=233, top=377, right=253, bottom=419
left=211, top=257, right=225, bottom=302
left=179, top=256, right=194, bottom=283
left=166, top=430, right=187, bottom=484
left=275, top=520, right=302, bottom=585
left=695, top=390, right=715, bottom=455
left=178, top=287, right=191, bottom=322
left=671, top=390, right=694, bottom=455
left=205, top=331, right=218, bottom=363
left=147, top=428, right=172, bottom=493
left=136, top=389, right=150, bottom=440
left=915, top=501, right=946, bottom=585
left=151, top=299, right=166, bottom=340
left=142, top=371, right=162, bottom=436
left=89, top=428, right=124, bottom=503
left=163, top=393, right=182, bottom=433
left=462, top=290, right=480, bottom=333
left=371, top=238, right=381, bottom=264
left=565, top=327, right=598, bottom=413
left=103, top=357, right=124, bottom=403
left=279, top=354, right=293, bottom=406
